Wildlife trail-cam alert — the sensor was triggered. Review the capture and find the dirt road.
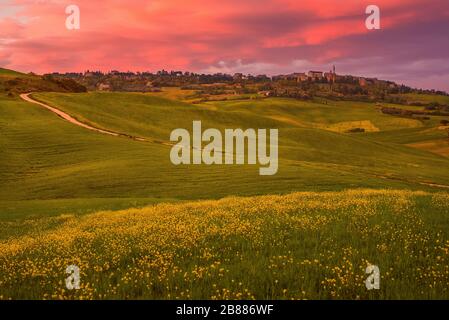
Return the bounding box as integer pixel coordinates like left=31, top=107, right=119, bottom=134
left=20, top=93, right=151, bottom=142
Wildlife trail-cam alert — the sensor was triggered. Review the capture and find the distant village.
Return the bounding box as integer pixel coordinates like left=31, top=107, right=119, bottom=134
left=45, top=66, right=447, bottom=102
left=48, top=66, right=392, bottom=90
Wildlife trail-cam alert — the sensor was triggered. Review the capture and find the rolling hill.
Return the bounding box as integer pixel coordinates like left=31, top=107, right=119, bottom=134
left=1, top=87, right=449, bottom=218
left=0, top=68, right=26, bottom=76
left=0, top=68, right=86, bottom=96
left=1, top=69, right=449, bottom=299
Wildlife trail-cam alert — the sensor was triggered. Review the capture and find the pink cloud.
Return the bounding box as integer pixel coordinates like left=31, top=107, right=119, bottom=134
left=0, top=0, right=448, bottom=91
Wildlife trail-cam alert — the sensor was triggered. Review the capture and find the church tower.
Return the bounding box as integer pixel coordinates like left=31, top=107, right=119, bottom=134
left=332, top=65, right=336, bottom=83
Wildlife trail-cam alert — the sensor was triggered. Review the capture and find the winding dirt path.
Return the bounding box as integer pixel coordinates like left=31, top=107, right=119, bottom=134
left=19, top=93, right=233, bottom=154
left=20, top=93, right=159, bottom=143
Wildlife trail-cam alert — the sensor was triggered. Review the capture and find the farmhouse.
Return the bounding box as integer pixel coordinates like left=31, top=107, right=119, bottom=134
left=293, top=72, right=308, bottom=82
left=308, top=70, right=323, bottom=79
left=97, top=83, right=111, bottom=91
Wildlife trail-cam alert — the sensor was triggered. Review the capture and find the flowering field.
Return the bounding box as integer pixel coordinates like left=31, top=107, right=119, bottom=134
left=1, top=189, right=449, bottom=300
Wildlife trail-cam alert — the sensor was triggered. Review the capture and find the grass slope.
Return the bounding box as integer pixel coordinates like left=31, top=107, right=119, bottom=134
left=2, top=91, right=449, bottom=219
left=1, top=80, right=449, bottom=300
left=0, top=68, right=26, bottom=77
left=0, top=69, right=85, bottom=95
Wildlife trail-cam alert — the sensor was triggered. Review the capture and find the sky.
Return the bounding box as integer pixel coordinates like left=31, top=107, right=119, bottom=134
left=0, top=0, right=448, bottom=91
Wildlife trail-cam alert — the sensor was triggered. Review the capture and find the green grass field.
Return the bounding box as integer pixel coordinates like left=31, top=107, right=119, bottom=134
left=1, top=76, right=449, bottom=299
left=2, top=90, right=448, bottom=219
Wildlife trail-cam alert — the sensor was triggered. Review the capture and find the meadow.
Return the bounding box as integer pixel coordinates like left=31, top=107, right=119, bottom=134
left=1, top=190, right=448, bottom=299
left=1, top=75, right=449, bottom=299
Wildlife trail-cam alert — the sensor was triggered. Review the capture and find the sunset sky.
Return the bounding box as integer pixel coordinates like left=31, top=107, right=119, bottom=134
left=1, top=0, right=448, bottom=91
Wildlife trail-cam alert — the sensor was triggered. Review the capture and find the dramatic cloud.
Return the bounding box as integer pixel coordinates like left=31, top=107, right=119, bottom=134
left=0, top=0, right=448, bottom=90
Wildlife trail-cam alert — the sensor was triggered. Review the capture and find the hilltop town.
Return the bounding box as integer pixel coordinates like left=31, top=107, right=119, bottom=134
left=45, top=66, right=447, bottom=104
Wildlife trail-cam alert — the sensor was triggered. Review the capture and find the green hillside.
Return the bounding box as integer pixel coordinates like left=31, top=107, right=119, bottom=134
left=0, top=68, right=26, bottom=76
left=1, top=88, right=449, bottom=219
left=0, top=69, right=86, bottom=96
left=1, top=71, right=449, bottom=300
